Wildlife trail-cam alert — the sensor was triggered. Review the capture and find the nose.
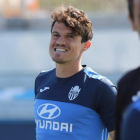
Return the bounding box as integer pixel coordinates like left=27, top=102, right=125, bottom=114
left=56, top=36, right=66, bottom=45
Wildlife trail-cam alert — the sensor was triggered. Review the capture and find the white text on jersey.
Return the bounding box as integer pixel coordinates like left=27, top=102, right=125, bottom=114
left=35, top=119, right=73, bottom=132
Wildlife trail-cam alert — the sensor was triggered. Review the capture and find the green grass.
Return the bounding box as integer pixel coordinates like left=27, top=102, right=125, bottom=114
left=40, top=0, right=127, bottom=13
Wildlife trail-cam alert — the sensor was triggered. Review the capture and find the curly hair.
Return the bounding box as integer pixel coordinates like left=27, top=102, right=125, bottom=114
left=51, top=5, right=93, bottom=43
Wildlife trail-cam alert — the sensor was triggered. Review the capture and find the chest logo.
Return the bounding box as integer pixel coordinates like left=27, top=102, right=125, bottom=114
left=37, top=103, right=61, bottom=119
left=68, top=85, right=81, bottom=100
left=40, top=87, right=49, bottom=92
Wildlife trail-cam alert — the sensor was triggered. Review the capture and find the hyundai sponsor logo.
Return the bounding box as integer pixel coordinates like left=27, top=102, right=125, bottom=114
left=36, top=103, right=73, bottom=132
left=37, top=103, right=61, bottom=119
left=35, top=119, right=73, bottom=132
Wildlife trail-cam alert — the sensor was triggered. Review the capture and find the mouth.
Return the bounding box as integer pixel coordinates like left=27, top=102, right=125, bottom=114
left=54, top=48, right=68, bottom=53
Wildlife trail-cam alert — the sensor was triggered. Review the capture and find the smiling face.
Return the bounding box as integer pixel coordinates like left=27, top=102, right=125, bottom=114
left=49, top=22, right=86, bottom=65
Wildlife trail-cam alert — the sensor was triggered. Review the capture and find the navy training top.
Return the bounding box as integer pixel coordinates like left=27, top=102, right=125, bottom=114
left=34, top=66, right=116, bottom=140
left=121, top=98, right=140, bottom=140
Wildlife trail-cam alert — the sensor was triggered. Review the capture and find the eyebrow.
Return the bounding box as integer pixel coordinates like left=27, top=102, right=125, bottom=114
left=67, top=33, right=74, bottom=35
left=52, top=31, right=74, bottom=35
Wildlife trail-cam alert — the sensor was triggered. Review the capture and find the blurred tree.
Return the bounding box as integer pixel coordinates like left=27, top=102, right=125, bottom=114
left=39, top=0, right=127, bottom=13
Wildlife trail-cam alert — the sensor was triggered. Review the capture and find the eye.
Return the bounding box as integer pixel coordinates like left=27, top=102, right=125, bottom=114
left=67, top=35, right=74, bottom=38
left=53, top=34, right=60, bottom=38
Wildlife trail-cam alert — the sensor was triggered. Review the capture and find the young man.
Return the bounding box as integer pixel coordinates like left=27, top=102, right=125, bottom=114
left=115, top=0, right=140, bottom=140
left=34, top=6, right=116, bottom=140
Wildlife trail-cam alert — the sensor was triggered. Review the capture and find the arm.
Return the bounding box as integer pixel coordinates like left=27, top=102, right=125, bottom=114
left=96, top=82, right=116, bottom=133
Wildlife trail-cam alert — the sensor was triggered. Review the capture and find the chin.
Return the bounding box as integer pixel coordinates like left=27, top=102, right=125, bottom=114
left=52, top=58, right=67, bottom=64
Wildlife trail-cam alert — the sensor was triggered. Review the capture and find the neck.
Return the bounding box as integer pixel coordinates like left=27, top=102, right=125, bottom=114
left=56, top=61, right=83, bottom=78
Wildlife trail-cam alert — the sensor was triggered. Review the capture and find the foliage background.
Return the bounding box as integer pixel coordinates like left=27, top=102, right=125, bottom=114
left=40, top=0, right=127, bottom=14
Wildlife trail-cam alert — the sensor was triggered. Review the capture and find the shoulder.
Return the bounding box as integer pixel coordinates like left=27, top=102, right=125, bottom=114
left=36, top=69, right=55, bottom=79
left=118, top=67, right=140, bottom=87
left=35, top=68, right=55, bottom=85
left=83, top=67, right=117, bottom=94
left=34, top=68, right=55, bottom=96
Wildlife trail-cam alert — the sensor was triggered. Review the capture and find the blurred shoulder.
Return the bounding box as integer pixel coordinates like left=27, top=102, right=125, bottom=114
left=118, top=67, right=140, bottom=86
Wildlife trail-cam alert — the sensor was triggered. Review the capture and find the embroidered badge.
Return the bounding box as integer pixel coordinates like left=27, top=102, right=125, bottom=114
left=68, top=85, right=81, bottom=100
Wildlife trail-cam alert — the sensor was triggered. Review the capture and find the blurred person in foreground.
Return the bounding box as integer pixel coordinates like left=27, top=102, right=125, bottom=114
left=115, top=0, right=140, bottom=140
left=34, top=5, right=116, bottom=140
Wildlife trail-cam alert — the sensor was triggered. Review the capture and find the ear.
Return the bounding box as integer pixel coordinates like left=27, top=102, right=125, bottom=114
left=128, top=15, right=136, bottom=30
left=83, top=41, right=91, bottom=51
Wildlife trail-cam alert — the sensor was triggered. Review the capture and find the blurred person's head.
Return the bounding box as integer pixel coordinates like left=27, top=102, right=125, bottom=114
left=115, top=1, right=140, bottom=140
left=49, top=5, right=93, bottom=65
left=128, top=0, right=140, bottom=35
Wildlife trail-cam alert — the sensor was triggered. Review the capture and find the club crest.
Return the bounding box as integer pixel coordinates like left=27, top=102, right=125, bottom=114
left=68, top=85, right=81, bottom=100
